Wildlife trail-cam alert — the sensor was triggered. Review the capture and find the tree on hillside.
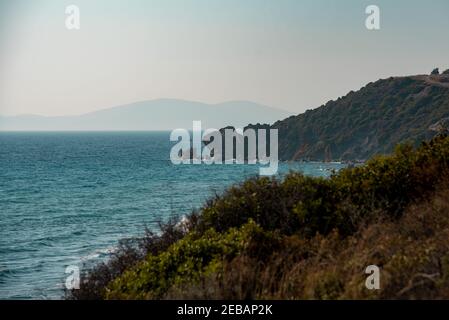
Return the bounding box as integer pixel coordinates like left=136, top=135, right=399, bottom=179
left=431, top=68, right=440, bottom=75
left=442, top=69, right=449, bottom=75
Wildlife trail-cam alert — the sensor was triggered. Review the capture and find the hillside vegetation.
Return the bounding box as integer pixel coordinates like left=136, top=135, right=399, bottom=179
left=68, top=135, right=449, bottom=300
left=273, top=74, right=449, bottom=161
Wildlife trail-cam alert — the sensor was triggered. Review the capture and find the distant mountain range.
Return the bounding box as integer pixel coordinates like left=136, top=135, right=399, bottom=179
left=0, top=99, right=292, bottom=131
left=270, top=74, right=449, bottom=161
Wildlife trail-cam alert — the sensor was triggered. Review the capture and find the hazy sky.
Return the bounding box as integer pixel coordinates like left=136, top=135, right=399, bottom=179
left=0, top=0, right=448, bottom=116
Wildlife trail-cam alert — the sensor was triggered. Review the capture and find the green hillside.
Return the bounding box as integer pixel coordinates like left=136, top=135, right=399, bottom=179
left=274, top=74, right=449, bottom=161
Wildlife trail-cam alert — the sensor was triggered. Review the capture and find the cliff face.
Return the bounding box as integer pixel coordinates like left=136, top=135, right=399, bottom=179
left=273, top=74, right=449, bottom=161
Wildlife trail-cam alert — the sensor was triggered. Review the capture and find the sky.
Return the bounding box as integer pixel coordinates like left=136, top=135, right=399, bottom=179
left=0, top=0, right=448, bottom=116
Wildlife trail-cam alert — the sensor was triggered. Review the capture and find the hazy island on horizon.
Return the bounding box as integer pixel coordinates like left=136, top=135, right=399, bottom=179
left=0, top=99, right=292, bottom=132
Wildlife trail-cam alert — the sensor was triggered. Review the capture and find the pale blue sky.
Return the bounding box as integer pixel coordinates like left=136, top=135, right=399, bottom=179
left=0, top=0, right=448, bottom=116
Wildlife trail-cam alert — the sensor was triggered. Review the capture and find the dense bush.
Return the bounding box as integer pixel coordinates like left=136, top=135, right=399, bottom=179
left=105, top=221, right=279, bottom=299
left=67, top=135, right=449, bottom=299
left=171, top=186, right=449, bottom=299
left=195, top=135, right=449, bottom=237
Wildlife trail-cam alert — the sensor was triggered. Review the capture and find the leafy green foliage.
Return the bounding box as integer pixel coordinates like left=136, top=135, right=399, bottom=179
left=105, top=221, right=278, bottom=299
left=195, top=135, right=449, bottom=237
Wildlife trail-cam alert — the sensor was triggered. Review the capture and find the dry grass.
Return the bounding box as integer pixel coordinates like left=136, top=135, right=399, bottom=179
left=166, top=186, right=449, bottom=299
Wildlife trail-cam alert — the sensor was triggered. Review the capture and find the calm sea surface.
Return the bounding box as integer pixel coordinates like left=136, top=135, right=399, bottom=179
left=0, top=132, right=344, bottom=299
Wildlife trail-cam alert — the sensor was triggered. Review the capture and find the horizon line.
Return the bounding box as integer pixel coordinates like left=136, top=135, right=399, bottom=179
left=0, top=98, right=292, bottom=118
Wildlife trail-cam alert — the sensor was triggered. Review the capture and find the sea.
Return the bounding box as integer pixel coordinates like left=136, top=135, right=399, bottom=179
left=0, top=132, right=345, bottom=299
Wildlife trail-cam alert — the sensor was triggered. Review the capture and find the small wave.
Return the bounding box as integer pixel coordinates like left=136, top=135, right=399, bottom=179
left=175, top=215, right=190, bottom=232
left=80, top=246, right=117, bottom=262
left=0, top=266, right=11, bottom=283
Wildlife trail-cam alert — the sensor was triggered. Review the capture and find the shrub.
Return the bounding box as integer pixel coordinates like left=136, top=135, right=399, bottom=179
left=171, top=185, right=449, bottom=299
left=195, top=135, right=449, bottom=237
left=68, top=135, right=449, bottom=299
left=105, top=220, right=280, bottom=299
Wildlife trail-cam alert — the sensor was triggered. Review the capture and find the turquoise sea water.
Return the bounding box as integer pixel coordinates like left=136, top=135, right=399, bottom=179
left=0, top=132, right=345, bottom=299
